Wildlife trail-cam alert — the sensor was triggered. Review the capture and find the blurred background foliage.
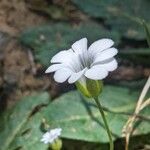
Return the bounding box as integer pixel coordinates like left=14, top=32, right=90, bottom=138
left=0, top=0, right=150, bottom=150
left=21, top=0, right=150, bottom=66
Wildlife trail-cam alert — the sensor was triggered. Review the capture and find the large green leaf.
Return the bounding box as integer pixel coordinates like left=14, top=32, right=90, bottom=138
left=0, top=86, right=149, bottom=149
left=20, top=22, right=120, bottom=66
left=0, top=93, right=50, bottom=150
left=72, top=0, right=150, bottom=39
left=9, top=113, right=48, bottom=150
left=41, top=86, right=150, bottom=143
left=72, top=0, right=148, bottom=21
left=119, top=48, right=150, bottom=65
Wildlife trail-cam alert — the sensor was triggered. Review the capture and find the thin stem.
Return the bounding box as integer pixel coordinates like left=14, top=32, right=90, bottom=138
left=94, top=97, right=114, bottom=150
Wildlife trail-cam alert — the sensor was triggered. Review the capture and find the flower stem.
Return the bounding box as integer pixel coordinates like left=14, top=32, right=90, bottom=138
left=94, top=97, right=114, bottom=150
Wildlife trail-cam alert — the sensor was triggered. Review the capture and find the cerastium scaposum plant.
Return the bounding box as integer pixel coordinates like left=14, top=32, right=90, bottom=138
left=45, top=38, right=118, bottom=150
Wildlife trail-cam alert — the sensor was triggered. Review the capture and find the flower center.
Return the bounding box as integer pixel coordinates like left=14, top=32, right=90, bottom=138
left=71, top=48, right=94, bottom=73
left=78, top=52, right=93, bottom=70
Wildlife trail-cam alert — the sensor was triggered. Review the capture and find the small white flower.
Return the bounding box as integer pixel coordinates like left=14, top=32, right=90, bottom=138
left=45, top=38, right=118, bottom=84
left=41, top=128, right=62, bottom=144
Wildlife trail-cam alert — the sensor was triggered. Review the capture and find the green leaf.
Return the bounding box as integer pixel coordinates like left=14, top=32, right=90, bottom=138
left=20, top=22, right=120, bottom=66
left=72, top=0, right=117, bottom=18
left=119, top=48, right=150, bottom=65
left=0, top=92, right=50, bottom=150
left=1, top=86, right=149, bottom=148
left=41, top=86, right=150, bottom=143
left=72, top=0, right=150, bottom=39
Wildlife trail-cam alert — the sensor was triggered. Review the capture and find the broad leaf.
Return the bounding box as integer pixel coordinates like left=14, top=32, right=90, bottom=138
left=41, top=86, right=150, bottom=143
left=0, top=92, right=50, bottom=150
left=72, top=0, right=150, bottom=39
left=0, top=86, right=149, bottom=149
left=20, top=22, right=120, bottom=66
left=119, top=48, right=150, bottom=65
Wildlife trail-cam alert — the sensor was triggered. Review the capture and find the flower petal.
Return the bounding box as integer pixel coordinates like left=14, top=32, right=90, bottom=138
left=103, top=58, right=118, bottom=71
left=51, top=50, right=73, bottom=63
left=68, top=68, right=87, bottom=83
left=85, top=66, right=108, bottom=80
left=93, top=48, right=118, bottom=64
left=94, top=58, right=118, bottom=72
left=54, top=68, right=73, bottom=83
left=72, top=38, right=87, bottom=54
left=88, top=39, right=114, bottom=55
left=45, top=64, right=66, bottom=73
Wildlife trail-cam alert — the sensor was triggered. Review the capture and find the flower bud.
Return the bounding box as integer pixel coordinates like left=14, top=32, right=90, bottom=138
left=86, top=79, right=103, bottom=97
left=50, top=139, right=62, bottom=150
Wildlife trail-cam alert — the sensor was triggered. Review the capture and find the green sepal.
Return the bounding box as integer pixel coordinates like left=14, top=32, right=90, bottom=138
left=86, top=79, right=103, bottom=98
left=75, top=79, right=103, bottom=98
left=75, top=81, right=92, bottom=98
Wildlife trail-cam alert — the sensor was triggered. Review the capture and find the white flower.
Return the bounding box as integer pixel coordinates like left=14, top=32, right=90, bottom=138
left=41, top=128, right=62, bottom=144
left=45, top=38, right=118, bottom=84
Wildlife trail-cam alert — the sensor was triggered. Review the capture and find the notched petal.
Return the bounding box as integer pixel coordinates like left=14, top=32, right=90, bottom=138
left=72, top=38, right=88, bottom=54
left=51, top=50, right=73, bottom=63
left=45, top=64, right=65, bottom=73
left=88, top=38, right=114, bottom=55
left=68, top=68, right=87, bottom=83
left=54, top=68, right=73, bottom=83
left=93, top=48, right=118, bottom=64
left=85, top=66, right=108, bottom=80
